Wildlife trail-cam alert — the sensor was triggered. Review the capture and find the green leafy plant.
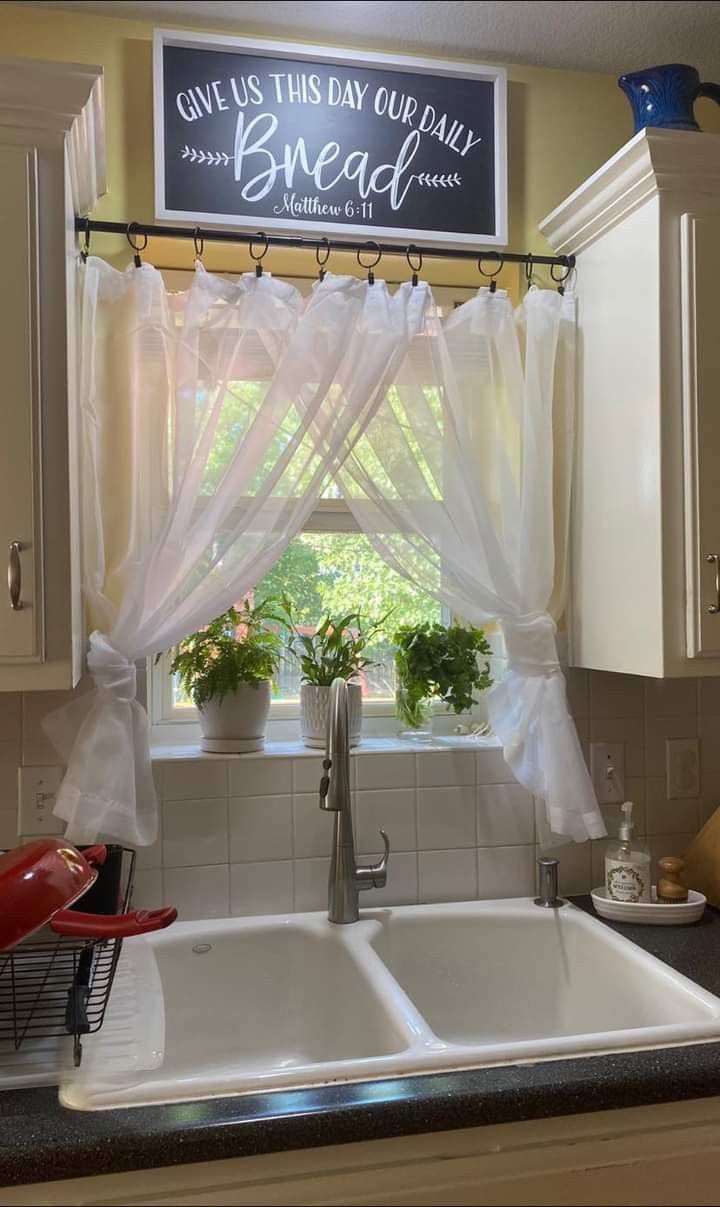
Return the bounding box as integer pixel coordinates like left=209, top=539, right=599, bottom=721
left=283, top=598, right=391, bottom=687
left=394, top=622, right=493, bottom=729
left=169, top=600, right=283, bottom=710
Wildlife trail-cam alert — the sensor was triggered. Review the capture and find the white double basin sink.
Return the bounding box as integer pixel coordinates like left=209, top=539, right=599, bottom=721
left=62, top=898, right=720, bottom=1110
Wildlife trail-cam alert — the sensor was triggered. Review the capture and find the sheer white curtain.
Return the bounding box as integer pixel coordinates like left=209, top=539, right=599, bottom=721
left=333, top=283, right=605, bottom=844
left=46, top=262, right=425, bottom=845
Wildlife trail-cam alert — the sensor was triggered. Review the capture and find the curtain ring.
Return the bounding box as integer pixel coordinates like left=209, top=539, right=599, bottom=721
left=249, top=231, right=269, bottom=277
left=478, top=254, right=503, bottom=294
left=126, top=222, right=148, bottom=268
left=80, top=216, right=91, bottom=263
left=193, top=226, right=204, bottom=263
left=406, top=245, right=423, bottom=287
left=316, top=237, right=330, bottom=281
left=358, top=240, right=381, bottom=285
left=524, top=253, right=535, bottom=291
left=550, top=260, right=572, bottom=295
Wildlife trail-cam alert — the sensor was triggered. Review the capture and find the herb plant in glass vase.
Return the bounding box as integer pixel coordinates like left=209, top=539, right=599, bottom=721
left=394, top=623, right=493, bottom=742
left=284, top=603, right=387, bottom=748
left=169, top=600, right=282, bottom=753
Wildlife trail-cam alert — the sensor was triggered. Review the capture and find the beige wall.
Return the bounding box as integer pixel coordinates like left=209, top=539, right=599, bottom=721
left=4, top=1, right=711, bottom=289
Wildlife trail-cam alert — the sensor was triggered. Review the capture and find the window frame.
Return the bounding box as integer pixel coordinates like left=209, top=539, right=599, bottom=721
left=148, top=271, right=481, bottom=741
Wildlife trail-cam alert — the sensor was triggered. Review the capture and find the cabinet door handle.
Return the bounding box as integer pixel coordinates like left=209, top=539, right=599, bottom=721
left=8, top=542, right=22, bottom=611
left=707, top=553, right=720, bottom=614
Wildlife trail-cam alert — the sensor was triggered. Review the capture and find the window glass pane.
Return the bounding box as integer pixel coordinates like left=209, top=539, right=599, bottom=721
left=170, top=533, right=441, bottom=707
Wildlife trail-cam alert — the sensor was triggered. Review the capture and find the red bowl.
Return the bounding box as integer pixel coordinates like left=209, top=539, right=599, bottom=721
left=0, top=838, right=105, bottom=951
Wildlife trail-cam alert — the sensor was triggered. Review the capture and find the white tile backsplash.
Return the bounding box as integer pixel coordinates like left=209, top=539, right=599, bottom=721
left=293, top=857, right=330, bottom=912
left=417, top=750, right=474, bottom=787
left=9, top=666, right=720, bottom=921
left=477, top=844, right=536, bottom=899
left=229, top=795, right=293, bottom=863
left=163, top=758, right=228, bottom=801
left=476, top=784, right=535, bottom=846
left=417, top=786, right=476, bottom=850
left=355, top=788, right=416, bottom=854
left=230, top=860, right=293, bottom=916
left=293, top=793, right=334, bottom=859
left=291, top=757, right=326, bottom=795
left=536, top=841, right=592, bottom=897
left=357, top=752, right=415, bottom=790
left=419, top=848, right=477, bottom=902
left=228, top=757, right=292, bottom=798
left=475, top=747, right=515, bottom=784
left=162, top=798, right=228, bottom=867
left=164, top=864, right=229, bottom=920
left=367, top=851, right=418, bottom=906
left=132, top=869, right=164, bottom=911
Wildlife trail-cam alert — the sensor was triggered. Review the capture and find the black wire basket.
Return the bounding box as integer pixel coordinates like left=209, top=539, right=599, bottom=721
left=0, top=846, right=136, bottom=1067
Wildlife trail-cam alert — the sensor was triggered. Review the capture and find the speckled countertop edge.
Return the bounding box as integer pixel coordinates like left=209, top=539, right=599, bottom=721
left=2, top=897, right=720, bottom=1188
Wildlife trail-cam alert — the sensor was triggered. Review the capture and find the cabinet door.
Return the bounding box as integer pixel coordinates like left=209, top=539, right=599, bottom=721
left=0, top=144, right=43, bottom=662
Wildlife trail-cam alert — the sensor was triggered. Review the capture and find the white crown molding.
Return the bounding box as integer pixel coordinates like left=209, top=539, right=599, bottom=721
left=0, top=56, right=106, bottom=215
left=540, top=128, right=720, bottom=255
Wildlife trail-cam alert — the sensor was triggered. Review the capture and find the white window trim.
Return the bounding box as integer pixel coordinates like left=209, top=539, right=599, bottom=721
left=149, top=497, right=406, bottom=735
left=148, top=270, right=482, bottom=744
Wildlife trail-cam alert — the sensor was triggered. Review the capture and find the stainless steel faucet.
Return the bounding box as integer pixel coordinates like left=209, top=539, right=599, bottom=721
left=319, top=677, right=390, bottom=923
left=534, top=856, right=564, bottom=908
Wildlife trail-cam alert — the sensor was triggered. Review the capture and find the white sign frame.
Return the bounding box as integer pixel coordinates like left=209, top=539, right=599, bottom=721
left=153, top=28, right=507, bottom=249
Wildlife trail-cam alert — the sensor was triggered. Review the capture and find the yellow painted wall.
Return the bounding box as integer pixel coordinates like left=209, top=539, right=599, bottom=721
left=1, top=2, right=718, bottom=289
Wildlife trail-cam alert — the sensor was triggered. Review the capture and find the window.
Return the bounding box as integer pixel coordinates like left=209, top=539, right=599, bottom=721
left=150, top=273, right=478, bottom=739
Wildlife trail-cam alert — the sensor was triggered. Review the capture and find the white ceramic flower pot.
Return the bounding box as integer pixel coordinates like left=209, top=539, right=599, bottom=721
left=300, top=682, right=362, bottom=749
left=199, top=680, right=272, bottom=753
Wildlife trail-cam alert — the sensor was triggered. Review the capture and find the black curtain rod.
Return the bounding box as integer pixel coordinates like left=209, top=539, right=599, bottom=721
left=75, top=218, right=574, bottom=269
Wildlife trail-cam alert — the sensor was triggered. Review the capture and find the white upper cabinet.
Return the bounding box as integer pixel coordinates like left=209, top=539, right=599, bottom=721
left=0, top=58, right=105, bottom=689
left=541, top=129, right=720, bottom=678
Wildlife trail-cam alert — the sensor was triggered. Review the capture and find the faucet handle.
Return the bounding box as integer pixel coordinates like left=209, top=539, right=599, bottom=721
left=356, top=829, right=390, bottom=891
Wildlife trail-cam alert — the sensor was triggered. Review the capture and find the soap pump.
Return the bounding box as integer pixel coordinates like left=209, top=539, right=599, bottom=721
left=605, top=801, right=651, bottom=903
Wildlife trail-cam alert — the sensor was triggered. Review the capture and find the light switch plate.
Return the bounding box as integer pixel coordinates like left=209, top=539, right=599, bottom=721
left=590, top=742, right=625, bottom=804
left=17, top=766, right=65, bottom=835
left=666, top=737, right=700, bottom=799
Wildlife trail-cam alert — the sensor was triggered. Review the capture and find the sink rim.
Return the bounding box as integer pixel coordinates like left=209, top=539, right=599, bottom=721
left=60, top=897, right=720, bottom=1111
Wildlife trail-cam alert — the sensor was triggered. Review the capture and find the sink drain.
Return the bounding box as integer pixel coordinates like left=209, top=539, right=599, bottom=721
left=192, top=943, right=212, bottom=954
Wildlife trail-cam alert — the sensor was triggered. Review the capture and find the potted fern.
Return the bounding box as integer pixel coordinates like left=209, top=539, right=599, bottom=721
left=283, top=604, right=387, bottom=748
left=394, top=622, right=493, bottom=740
left=169, top=600, right=282, bottom=753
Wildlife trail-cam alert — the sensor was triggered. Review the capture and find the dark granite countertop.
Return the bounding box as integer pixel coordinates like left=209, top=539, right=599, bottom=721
left=2, top=896, right=720, bottom=1188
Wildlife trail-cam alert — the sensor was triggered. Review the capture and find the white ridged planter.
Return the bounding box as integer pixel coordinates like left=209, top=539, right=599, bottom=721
left=199, top=680, right=272, bottom=753
left=300, top=682, right=362, bottom=749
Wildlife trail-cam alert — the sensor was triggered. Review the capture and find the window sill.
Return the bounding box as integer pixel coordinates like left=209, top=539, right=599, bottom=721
left=150, top=734, right=501, bottom=761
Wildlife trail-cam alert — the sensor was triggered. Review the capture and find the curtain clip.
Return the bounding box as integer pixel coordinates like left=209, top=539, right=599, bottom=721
left=406, top=245, right=423, bottom=287
left=126, top=223, right=148, bottom=268
left=193, top=227, right=204, bottom=265
left=358, top=241, right=381, bottom=286
left=316, top=237, right=330, bottom=281
left=478, top=255, right=503, bottom=294
left=80, top=216, right=91, bottom=263
left=550, top=260, right=572, bottom=295
left=249, top=231, right=269, bottom=277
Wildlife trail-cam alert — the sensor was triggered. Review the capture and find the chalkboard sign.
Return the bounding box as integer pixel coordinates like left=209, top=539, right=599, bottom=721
left=153, top=31, right=507, bottom=248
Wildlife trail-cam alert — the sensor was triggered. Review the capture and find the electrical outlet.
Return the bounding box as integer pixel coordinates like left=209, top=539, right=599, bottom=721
left=17, top=766, right=65, bottom=836
left=666, top=737, right=700, bottom=799
left=590, top=742, right=625, bottom=804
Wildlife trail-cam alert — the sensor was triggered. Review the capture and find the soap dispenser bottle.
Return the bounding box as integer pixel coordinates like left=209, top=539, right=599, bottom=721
left=605, top=801, right=651, bottom=903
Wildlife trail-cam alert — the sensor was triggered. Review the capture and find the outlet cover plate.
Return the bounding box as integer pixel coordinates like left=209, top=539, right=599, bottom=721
left=590, top=742, right=625, bottom=804
left=666, top=737, right=700, bottom=799
left=17, top=766, right=65, bottom=836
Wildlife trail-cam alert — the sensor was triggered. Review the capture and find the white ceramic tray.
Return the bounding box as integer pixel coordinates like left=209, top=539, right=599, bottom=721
left=591, top=885, right=706, bottom=925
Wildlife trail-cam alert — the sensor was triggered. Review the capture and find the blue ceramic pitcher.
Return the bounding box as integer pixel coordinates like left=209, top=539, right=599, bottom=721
left=619, top=63, right=720, bottom=132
